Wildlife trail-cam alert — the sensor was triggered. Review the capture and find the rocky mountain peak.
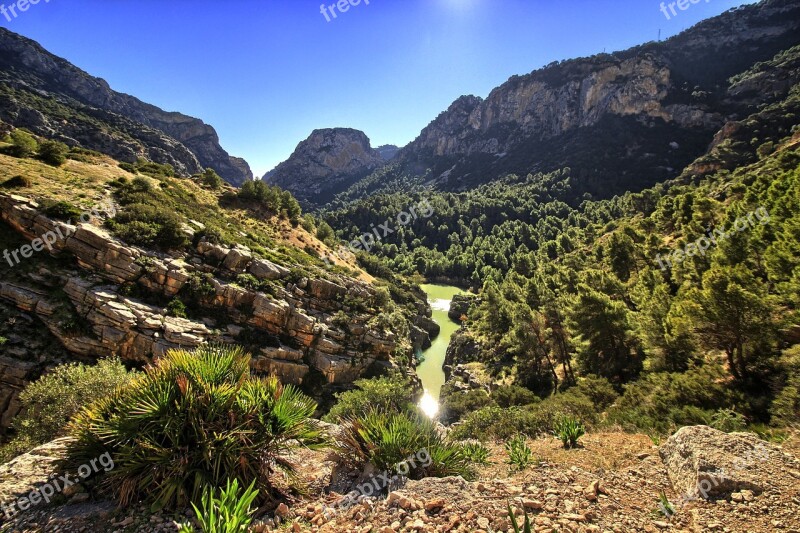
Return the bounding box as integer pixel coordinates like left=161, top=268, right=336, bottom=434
left=263, top=128, right=386, bottom=207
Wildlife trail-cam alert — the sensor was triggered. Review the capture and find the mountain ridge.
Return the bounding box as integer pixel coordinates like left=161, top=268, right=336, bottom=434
left=0, top=27, right=253, bottom=186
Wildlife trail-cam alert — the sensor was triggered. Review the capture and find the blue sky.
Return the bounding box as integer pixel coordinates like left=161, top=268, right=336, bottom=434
left=1, top=0, right=755, bottom=176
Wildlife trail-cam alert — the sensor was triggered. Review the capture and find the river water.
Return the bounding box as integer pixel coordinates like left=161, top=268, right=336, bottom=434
left=415, top=284, right=466, bottom=418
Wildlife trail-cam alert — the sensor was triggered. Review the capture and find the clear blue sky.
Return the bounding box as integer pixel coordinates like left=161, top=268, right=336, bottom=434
left=1, top=0, right=755, bottom=177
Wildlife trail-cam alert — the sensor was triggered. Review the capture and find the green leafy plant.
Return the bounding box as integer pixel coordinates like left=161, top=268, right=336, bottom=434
left=0, top=336, right=6, bottom=346
left=554, top=417, right=585, bottom=449
left=508, top=502, right=533, bottom=533
left=504, top=434, right=534, bottom=470
left=165, top=298, right=188, bottom=318
left=333, top=408, right=476, bottom=481
left=7, top=128, right=38, bottom=158
left=178, top=479, right=259, bottom=533
left=43, top=201, right=83, bottom=222
left=324, top=375, right=415, bottom=422
left=0, top=359, right=134, bottom=463
left=67, top=345, right=326, bottom=511
left=461, top=441, right=491, bottom=465
left=655, top=490, right=675, bottom=518
left=200, top=168, right=224, bottom=190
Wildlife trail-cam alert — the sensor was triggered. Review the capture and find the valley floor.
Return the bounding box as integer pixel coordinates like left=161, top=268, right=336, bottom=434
left=1, top=431, right=798, bottom=533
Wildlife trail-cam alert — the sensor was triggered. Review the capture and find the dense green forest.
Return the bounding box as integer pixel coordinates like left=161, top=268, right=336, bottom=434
left=321, top=77, right=800, bottom=435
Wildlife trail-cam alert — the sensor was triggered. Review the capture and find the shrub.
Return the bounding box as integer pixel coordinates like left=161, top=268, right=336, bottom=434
left=554, top=417, right=585, bottom=449
left=67, top=345, right=326, bottom=510
left=130, top=176, right=154, bottom=193
left=451, top=406, right=530, bottom=441
left=108, top=203, right=189, bottom=249
left=333, top=409, right=476, bottom=481
left=0, top=359, right=134, bottom=463
left=440, top=389, right=495, bottom=423
left=7, top=129, right=38, bottom=158
left=38, top=140, right=69, bottom=166
left=119, top=162, right=137, bottom=173
left=710, top=408, right=747, bottom=432
left=200, top=168, right=223, bottom=190
left=460, top=441, right=491, bottom=465
left=324, top=375, right=415, bottom=422
left=181, top=272, right=218, bottom=303
left=43, top=201, right=83, bottom=222
left=504, top=434, right=534, bottom=470
left=0, top=336, right=6, bottom=345
left=1, top=175, right=32, bottom=188
left=165, top=298, right=188, bottom=318
left=571, top=375, right=619, bottom=410
left=606, top=364, right=741, bottom=434
left=178, top=479, right=259, bottom=533
left=770, top=380, right=799, bottom=428
left=494, top=385, right=540, bottom=408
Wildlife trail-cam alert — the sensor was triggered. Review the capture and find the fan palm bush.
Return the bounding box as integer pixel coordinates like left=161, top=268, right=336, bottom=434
left=67, top=345, right=326, bottom=510
left=333, top=409, right=477, bottom=481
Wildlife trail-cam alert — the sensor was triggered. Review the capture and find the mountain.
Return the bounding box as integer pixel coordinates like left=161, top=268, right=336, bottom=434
left=319, top=0, right=799, bottom=205
left=0, top=28, right=252, bottom=186
left=263, top=128, right=386, bottom=207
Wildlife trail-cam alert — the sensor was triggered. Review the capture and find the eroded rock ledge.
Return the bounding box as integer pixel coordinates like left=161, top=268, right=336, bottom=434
left=0, top=194, right=413, bottom=428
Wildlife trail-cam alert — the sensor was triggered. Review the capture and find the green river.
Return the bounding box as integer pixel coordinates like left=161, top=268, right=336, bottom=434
left=415, top=284, right=466, bottom=418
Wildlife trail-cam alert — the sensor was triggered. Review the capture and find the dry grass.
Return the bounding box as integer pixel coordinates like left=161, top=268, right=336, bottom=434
left=475, top=431, right=655, bottom=479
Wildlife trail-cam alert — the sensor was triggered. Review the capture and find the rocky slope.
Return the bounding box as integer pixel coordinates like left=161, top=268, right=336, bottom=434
left=0, top=28, right=252, bottom=186
left=263, top=129, right=387, bottom=208
left=1, top=427, right=797, bottom=532
left=0, top=152, right=427, bottom=431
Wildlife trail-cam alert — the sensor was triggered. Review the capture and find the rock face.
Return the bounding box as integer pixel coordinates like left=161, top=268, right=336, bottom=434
left=448, top=294, right=476, bottom=322
left=393, top=0, right=800, bottom=192
left=659, top=425, right=800, bottom=499
left=0, top=28, right=252, bottom=186
left=0, top=194, right=413, bottom=430
left=263, top=128, right=386, bottom=207
left=308, top=0, right=800, bottom=204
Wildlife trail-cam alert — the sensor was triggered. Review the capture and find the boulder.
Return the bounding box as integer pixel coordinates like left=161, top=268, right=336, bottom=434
left=659, top=425, right=783, bottom=499
left=249, top=259, right=290, bottom=280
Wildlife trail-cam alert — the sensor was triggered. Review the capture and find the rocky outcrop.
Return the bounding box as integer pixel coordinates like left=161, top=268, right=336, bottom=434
left=0, top=28, right=252, bottom=186
left=659, top=425, right=800, bottom=499
left=0, top=194, right=410, bottom=430
left=263, top=129, right=386, bottom=207
left=447, top=294, right=476, bottom=322
left=443, top=330, right=485, bottom=380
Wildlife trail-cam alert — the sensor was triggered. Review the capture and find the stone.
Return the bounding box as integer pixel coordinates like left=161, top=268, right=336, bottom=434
left=659, top=426, right=776, bottom=499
